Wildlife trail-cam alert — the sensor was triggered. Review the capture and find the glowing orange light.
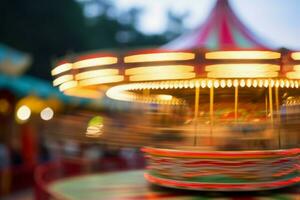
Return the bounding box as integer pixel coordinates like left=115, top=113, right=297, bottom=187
left=73, top=57, right=118, bottom=69
left=205, top=51, right=281, bottom=60
left=124, top=52, right=195, bottom=63
left=75, top=69, right=119, bottom=80
left=79, top=75, right=124, bottom=86
left=51, top=63, right=72, bottom=76
left=59, top=81, right=78, bottom=91
left=53, top=75, right=73, bottom=86
left=291, top=52, right=300, bottom=60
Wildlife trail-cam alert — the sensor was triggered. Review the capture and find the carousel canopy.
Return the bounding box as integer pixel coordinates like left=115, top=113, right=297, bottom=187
left=162, top=0, right=267, bottom=50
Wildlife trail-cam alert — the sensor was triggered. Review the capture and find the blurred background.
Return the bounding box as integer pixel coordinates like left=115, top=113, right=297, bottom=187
left=0, top=0, right=300, bottom=199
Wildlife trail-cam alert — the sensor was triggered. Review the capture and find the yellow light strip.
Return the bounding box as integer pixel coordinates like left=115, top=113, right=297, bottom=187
left=205, top=51, right=281, bottom=60
left=75, top=69, right=119, bottom=80
left=125, top=65, right=194, bottom=75
left=51, top=63, right=72, bottom=76
left=53, top=75, right=73, bottom=86
left=124, top=52, right=195, bottom=63
left=79, top=75, right=124, bottom=86
left=129, top=72, right=195, bottom=81
left=293, top=65, right=300, bottom=71
left=59, top=81, right=77, bottom=91
left=106, top=85, right=183, bottom=104
left=73, top=57, right=118, bottom=69
left=106, top=79, right=299, bottom=102
left=291, top=52, right=300, bottom=60
left=286, top=72, right=300, bottom=79
left=207, top=71, right=278, bottom=78
left=64, top=88, right=102, bottom=99
left=205, top=64, right=280, bottom=72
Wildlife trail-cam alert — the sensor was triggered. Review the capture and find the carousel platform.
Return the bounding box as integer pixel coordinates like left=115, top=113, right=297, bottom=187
left=48, top=170, right=300, bottom=200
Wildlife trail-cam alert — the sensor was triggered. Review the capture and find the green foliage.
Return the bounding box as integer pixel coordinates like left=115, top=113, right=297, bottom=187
left=0, top=0, right=185, bottom=80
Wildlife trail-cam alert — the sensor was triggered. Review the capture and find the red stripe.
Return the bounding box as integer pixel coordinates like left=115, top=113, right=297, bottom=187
left=145, top=173, right=300, bottom=191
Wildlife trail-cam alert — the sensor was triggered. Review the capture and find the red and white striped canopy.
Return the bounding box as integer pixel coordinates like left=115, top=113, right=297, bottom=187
left=163, top=0, right=268, bottom=50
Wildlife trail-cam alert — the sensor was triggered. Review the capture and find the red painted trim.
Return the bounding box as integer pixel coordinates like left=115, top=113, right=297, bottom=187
left=145, top=173, right=300, bottom=191
left=142, top=147, right=300, bottom=158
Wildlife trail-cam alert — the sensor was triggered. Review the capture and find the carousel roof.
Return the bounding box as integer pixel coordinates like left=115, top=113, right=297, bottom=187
left=163, top=0, right=267, bottom=50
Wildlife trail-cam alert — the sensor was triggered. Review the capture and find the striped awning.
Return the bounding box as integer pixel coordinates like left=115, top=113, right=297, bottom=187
left=163, top=0, right=267, bottom=50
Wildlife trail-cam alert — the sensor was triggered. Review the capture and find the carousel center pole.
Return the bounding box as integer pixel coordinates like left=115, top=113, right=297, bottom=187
left=194, top=86, right=200, bottom=146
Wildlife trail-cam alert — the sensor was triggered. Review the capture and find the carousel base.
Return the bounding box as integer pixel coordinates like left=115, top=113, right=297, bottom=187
left=142, top=147, right=300, bottom=191
left=48, top=170, right=300, bottom=199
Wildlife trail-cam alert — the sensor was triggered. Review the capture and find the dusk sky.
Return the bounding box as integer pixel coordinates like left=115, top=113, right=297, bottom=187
left=110, top=0, right=300, bottom=49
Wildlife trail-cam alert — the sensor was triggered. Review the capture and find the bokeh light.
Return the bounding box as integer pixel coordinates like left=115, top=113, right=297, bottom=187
left=16, top=105, right=31, bottom=122
left=40, top=107, right=54, bottom=121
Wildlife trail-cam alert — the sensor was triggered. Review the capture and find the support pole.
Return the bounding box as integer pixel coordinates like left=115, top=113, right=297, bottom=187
left=234, top=85, right=239, bottom=121
left=194, top=86, right=200, bottom=146
left=275, top=87, right=279, bottom=114
left=269, top=85, right=274, bottom=123
left=209, top=86, right=214, bottom=145
left=265, top=92, right=268, bottom=118
left=275, top=86, right=281, bottom=148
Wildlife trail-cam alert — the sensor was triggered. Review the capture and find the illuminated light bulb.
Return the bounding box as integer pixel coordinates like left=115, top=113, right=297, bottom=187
left=233, top=79, right=239, bottom=87
left=169, top=82, right=174, bottom=89
left=220, top=80, right=226, bottom=88
left=252, top=80, right=258, bottom=88
left=246, top=79, right=252, bottom=87
left=270, top=80, right=275, bottom=87
left=275, top=80, right=280, bottom=88
left=195, top=80, right=200, bottom=88
left=40, top=107, right=54, bottom=121
left=207, top=80, right=213, bottom=88
left=227, top=80, right=232, bottom=88
left=285, top=80, right=290, bottom=88
left=201, top=80, right=207, bottom=88
left=165, top=82, right=170, bottom=89
left=295, top=81, right=299, bottom=88
left=184, top=81, right=189, bottom=88
left=159, top=82, right=165, bottom=89
left=290, top=80, right=295, bottom=88
left=258, top=79, right=264, bottom=88
left=214, top=80, right=219, bottom=88
left=179, top=81, right=184, bottom=88
left=151, top=83, right=156, bottom=89
left=16, top=105, right=31, bottom=121
left=263, top=80, right=269, bottom=88
left=280, top=80, right=285, bottom=88
left=174, top=81, right=179, bottom=89
left=189, top=80, right=195, bottom=88
left=240, top=79, right=246, bottom=87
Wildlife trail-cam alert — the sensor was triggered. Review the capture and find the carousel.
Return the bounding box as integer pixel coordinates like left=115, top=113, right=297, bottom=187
left=50, top=0, right=300, bottom=193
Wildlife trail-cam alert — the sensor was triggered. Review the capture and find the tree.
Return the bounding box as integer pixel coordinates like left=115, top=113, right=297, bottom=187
left=0, top=0, right=87, bottom=79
